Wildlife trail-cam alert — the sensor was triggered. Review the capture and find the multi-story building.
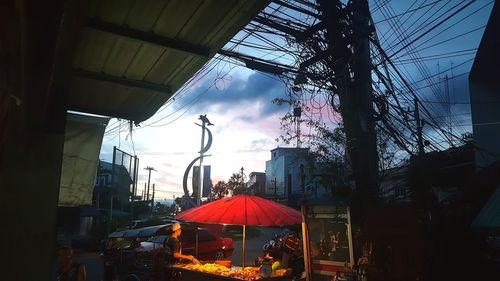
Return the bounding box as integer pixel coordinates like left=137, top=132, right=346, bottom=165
left=264, top=147, right=345, bottom=206
left=265, top=147, right=309, bottom=201
left=246, top=171, right=266, bottom=196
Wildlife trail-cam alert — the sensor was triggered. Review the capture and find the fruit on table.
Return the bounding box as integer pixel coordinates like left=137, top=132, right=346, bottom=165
left=230, top=267, right=261, bottom=281
left=271, top=261, right=281, bottom=271
left=182, top=263, right=261, bottom=280
left=184, top=263, right=231, bottom=277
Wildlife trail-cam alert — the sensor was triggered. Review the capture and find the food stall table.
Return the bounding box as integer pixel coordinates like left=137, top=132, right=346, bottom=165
left=172, top=264, right=293, bottom=281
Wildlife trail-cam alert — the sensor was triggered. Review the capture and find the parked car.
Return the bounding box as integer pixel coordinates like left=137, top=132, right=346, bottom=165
left=137, top=227, right=234, bottom=261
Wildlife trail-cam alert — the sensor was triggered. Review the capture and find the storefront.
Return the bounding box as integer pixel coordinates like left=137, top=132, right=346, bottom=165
left=306, top=199, right=354, bottom=280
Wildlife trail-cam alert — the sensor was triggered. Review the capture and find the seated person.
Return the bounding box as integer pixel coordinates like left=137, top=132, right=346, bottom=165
left=256, top=244, right=281, bottom=271
left=280, top=232, right=301, bottom=269
left=57, top=246, right=87, bottom=281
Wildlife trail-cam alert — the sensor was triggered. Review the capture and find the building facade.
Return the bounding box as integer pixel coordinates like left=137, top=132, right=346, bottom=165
left=246, top=171, right=266, bottom=196
left=264, top=147, right=341, bottom=205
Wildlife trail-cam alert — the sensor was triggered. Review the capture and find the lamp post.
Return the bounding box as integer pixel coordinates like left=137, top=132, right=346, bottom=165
left=197, top=115, right=213, bottom=205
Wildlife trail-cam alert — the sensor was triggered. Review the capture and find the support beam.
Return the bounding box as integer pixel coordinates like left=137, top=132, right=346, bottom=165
left=73, top=68, right=172, bottom=94
left=86, top=18, right=210, bottom=58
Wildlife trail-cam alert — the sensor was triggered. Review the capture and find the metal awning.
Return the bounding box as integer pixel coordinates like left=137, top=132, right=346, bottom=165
left=68, top=0, right=270, bottom=123
left=472, top=188, right=500, bottom=231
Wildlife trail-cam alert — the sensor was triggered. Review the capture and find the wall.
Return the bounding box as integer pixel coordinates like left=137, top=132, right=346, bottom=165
left=470, top=82, right=500, bottom=169
left=0, top=1, right=85, bottom=280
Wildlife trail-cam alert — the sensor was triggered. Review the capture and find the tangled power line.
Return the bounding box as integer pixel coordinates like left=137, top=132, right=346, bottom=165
left=103, top=0, right=493, bottom=167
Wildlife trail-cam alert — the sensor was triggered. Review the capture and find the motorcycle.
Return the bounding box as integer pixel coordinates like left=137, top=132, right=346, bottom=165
left=256, top=229, right=304, bottom=280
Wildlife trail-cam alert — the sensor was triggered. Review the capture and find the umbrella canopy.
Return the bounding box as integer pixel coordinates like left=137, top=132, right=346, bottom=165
left=177, top=194, right=302, bottom=268
left=176, top=194, right=301, bottom=226
left=176, top=194, right=302, bottom=267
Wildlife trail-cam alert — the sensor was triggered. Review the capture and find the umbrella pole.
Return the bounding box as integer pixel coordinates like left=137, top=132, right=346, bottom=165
left=196, top=232, right=198, bottom=257
left=242, top=225, right=246, bottom=268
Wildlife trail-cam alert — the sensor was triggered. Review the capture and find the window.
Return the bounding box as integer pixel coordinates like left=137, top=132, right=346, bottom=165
left=98, top=176, right=106, bottom=187
left=149, top=235, right=167, bottom=244
left=180, top=228, right=215, bottom=243
left=181, top=230, right=196, bottom=244
left=198, top=229, right=216, bottom=242
left=395, top=187, right=406, bottom=197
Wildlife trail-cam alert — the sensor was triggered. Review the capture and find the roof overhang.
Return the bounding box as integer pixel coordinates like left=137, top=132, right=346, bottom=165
left=68, top=0, right=270, bottom=123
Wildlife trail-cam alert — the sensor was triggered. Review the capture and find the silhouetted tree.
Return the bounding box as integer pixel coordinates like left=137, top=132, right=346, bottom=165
left=228, top=173, right=246, bottom=195
left=211, top=180, right=230, bottom=199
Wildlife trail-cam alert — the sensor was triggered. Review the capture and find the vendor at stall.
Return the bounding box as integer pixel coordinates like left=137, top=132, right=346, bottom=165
left=165, top=223, right=198, bottom=264
left=161, top=223, right=199, bottom=280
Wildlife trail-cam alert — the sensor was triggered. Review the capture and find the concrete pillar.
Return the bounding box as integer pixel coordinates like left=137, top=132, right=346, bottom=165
left=0, top=1, right=85, bottom=280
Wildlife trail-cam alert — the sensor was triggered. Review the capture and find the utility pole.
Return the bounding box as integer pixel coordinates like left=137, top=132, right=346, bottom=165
left=144, top=166, right=155, bottom=205
left=414, top=98, right=425, bottom=155
left=130, top=155, right=138, bottom=220
left=445, top=74, right=453, bottom=146
left=294, top=107, right=301, bottom=148
left=108, top=147, right=117, bottom=236
left=319, top=0, right=379, bottom=207
left=151, top=183, right=155, bottom=216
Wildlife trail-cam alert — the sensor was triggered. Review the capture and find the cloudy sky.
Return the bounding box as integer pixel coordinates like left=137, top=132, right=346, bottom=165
left=99, top=0, right=494, bottom=201
left=100, top=68, right=291, bottom=200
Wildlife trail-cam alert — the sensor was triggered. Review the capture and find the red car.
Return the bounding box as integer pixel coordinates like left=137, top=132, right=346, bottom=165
left=136, top=227, right=234, bottom=261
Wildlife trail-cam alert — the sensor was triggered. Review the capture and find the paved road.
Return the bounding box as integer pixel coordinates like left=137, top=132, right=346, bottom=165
left=230, top=227, right=282, bottom=267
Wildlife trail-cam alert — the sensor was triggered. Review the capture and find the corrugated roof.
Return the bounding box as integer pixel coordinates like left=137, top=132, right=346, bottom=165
left=472, top=188, right=500, bottom=230
left=68, top=0, right=270, bottom=122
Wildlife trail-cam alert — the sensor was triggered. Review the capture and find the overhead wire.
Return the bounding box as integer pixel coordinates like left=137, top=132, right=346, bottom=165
left=124, top=4, right=292, bottom=131
left=378, top=0, right=472, bottom=140
left=381, top=0, right=451, bottom=52
left=399, top=1, right=492, bottom=57
left=374, top=0, right=444, bottom=24
left=375, top=1, right=453, bottom=142
left=387, top=0, right=477, bottom=59
left=102, top=0, right=487, bottom=165
left=379, top=0, right=442, bottom=48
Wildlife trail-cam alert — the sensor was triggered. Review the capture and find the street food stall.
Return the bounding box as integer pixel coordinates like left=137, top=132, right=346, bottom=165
left=175, top=194, right=304, bottom=281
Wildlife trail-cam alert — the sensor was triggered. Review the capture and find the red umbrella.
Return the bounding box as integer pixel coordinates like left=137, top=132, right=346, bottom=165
left=177, top=194, right=301, bottom=226
left=176, top=194, right=302, bottom=266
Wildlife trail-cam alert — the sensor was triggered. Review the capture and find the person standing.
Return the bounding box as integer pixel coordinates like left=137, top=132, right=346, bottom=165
left=162, top=223, right=197, bottom=280
left=56, top=246, right=87, bottom=281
